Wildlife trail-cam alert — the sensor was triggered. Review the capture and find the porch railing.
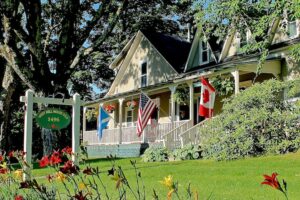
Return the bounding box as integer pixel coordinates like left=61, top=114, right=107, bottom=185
left=82, top=120, right=188, bottom=145
left=179, top=118, right=213, bottom=148
left=162, top=120, right=193, bottom=150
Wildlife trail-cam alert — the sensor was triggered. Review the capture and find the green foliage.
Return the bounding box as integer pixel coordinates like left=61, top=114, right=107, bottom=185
left=199, top=79, right=300, bottom=161
left=142, top=147, right=169, bottom=162
left=210, top=76, right=234, bottom=96
left=172, top=144, right=202, bottom=161
left=173, top=87, right=189, bottom=105
left=195, top=0, right=300, bottom=77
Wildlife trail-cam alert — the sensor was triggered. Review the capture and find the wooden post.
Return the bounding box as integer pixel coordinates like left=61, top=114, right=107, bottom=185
left=118, top=98, right=124, bottom=144
left=231, top=69, right=240, bottom=95
left=82, top=107, right=87, bottom=133
left=72, top=93, right=81, bottom=165
left=23, top=90, right=34, bottom=181
left=169, top=85, right=177, bottom=128
left=187, top=81, right=194, bottom=124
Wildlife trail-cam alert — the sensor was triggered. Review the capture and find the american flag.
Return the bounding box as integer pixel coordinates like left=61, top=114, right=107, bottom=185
left=137, top=93, right=157, bottom=137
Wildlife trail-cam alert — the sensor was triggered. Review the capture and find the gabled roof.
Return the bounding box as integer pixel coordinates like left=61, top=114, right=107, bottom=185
left=142, top=30, right=191, bottom=73
left=184, top=28, right=220, bottom=72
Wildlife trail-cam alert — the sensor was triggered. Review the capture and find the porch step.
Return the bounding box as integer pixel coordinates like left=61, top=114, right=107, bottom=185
left=86, top=143, right=149, bottom=158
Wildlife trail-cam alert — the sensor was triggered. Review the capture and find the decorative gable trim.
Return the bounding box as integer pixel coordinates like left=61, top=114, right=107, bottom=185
left=140, top=32, right=179, bottom=76
left=184, top=28, right=218, bottom=72
left=218, top=28, right=236, bottom=62
left=106, top=31, right=143, bottom=96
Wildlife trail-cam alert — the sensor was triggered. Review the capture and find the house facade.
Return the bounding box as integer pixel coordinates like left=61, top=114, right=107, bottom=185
left=82, top=18, right=300, bottom=151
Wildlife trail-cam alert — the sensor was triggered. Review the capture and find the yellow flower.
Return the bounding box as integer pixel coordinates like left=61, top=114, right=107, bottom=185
left=111, top=172, right=123, bottom=189
left=167, top=189, right=174, bottom=200
left=14, top=169, right=23, bottom=179
left=0, top=162, right=7, bottom=169
left=79, top=182, right=86, bottom=190
left=55, top=171, right=66, bottom=182
left=160, top=175, right=174, bottom=190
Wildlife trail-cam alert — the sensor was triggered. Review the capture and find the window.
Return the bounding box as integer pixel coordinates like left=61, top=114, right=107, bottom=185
left=141, top=61, right=147, bottom=87
left=200, top=41, right=209, bottom=64
left=284, top=11, right=298, bottom=39
left=125, top=108, right=133, bottom=127
left=288, top=20, right=297, bottom=38
left=239, top=30, right=248, bottom=48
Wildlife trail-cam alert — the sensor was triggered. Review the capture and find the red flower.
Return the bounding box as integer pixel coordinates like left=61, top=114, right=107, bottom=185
left=261, top=172, right=281, bottom=190
left=0, top=168, right=8, bottom=174
left=83, top=167, right=93, bottom=175
left=59, top=160, right=79, bottom=175
left=14, top=195, right=24, bottom=200
left=39, top=156, right=50, bottom=168
left=8, top=151, right=14, bottom=158
left=19, top=181, right=30, bottom=189
left=49, top=151, right=62, bottom=165
left=0, top=155, right=3, bottom=162
left=74, top=191, right=88, bottom=200
left=61, top=146, right=72, bottom=155
left=46, top=174, right=53, bottom=183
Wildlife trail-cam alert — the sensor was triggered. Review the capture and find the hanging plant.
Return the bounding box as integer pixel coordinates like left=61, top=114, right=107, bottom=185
left=126, top=100, right=137, bottom=109
left=210, top=76, right=234, bottom=96
left=104, top=104, right=116, bottom=113
left=173, top=88, right=189, bottom=105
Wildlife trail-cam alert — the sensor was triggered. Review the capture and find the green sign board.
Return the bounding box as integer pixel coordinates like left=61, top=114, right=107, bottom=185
left=36, top=108, right=71, bottom=130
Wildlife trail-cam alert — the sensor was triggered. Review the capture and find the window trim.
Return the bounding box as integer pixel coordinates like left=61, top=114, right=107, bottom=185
left=287, top=20, right=299, bottom=39
left=125, top=107, right=134, bottom=127
left=199, top=41, right=210, bottom=65
left=140, top=60, right=148, bottom=87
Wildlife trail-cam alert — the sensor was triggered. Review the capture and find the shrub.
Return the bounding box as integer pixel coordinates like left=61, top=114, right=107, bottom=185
left=172, top=144, right=202, bottom=161
left=141, top=147, right=169, bottom=162
left=199, top=79, right=300, bottom=161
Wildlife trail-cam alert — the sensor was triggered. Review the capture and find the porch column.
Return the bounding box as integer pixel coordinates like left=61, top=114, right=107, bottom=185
left=82, top=107, right=87, bottom=133
left=99, top=103, right=103, bottom=142
left=231, top=68, right=240, bottom=95
left=187, top=81, right=194, bottom=124
left=169, top=85, right=177, bottom=127
left=118, top=98, right=124, bottom=144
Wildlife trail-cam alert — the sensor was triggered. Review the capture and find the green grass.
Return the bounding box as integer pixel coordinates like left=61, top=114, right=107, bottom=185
left=31, top=152, right=300, bottom=199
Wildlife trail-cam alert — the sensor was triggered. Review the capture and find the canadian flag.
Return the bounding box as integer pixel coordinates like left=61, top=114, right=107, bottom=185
left=198, top=77, right=216, bottom=118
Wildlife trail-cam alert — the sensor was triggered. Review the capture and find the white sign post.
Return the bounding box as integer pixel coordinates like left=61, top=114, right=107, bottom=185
left=20, top=89, right=81, bottom=180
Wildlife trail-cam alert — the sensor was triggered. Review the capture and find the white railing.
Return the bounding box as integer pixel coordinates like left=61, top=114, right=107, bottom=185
left=82, top=130, right=99, bottom=145
left=162, top=120, right=193, bottom=150
left=82, top=120, right=188, bottom=145
left=179, top=118, right=212, bottom=148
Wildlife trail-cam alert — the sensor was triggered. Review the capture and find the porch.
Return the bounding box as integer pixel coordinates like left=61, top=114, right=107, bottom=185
left=82, top=59, right=282, bottom=150
left=82, top=120, right=188, bottom=145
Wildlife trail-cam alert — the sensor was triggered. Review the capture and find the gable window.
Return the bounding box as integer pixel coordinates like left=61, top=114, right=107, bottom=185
left=284, top=11, right=299, bottom=39
left=288, top=20, right=298, bottom=38
left=200, top=41, right=209, bottom=64
left=141, top=61, right=147, bottom=87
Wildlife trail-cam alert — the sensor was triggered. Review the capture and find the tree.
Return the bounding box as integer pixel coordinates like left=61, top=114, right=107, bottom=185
left=0, top=0, right=193, bottom=151
left=195, top=0, right=300, bottom=77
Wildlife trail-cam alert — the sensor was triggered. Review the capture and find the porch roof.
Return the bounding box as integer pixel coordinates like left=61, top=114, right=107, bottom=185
left=84, top=57, right=282, bottom=107
left=84, top=80, right=174, bottom=107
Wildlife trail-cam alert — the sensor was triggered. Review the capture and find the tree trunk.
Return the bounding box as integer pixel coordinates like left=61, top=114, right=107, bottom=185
left=0, top=65, right=16, bottom=150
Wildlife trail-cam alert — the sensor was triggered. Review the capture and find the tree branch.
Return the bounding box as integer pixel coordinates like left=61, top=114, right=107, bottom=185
left=69, top=0, right=128, bottom=69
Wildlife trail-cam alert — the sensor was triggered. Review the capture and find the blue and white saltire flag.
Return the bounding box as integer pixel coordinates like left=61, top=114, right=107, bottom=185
left=97, top=106, right=111, bottom=139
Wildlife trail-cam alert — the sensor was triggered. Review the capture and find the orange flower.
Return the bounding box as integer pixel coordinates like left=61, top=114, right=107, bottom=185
left=39, top=156, right=49, bottom=168
left=261, top=172, right=281, bottom=190
left=14, top=195, right=24, bottom=200
left=61, top=146, right=72, bottom=155
left=261, top=172, right=288, bottom=199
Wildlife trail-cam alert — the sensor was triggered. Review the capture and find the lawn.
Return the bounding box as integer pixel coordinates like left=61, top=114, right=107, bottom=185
left=31, top=152, right=300, bottom=200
